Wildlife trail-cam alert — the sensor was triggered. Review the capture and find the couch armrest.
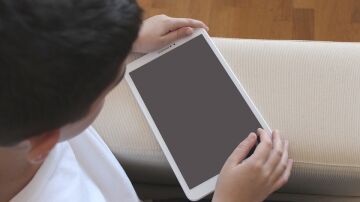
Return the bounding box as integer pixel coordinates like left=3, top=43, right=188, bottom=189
left=93, top=38, right=360, bottom=198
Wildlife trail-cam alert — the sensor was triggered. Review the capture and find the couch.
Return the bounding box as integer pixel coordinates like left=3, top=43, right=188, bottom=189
left=93, top=37, right=360, bottom=202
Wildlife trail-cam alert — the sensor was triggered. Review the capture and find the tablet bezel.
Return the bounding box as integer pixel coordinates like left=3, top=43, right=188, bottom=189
left=125, top=28, right=271, bottom=201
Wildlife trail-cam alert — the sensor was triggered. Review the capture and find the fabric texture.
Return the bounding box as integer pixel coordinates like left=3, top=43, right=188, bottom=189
left=92, top=38, right=360, bottom=201
left=11, top=127, right=139, bottom=202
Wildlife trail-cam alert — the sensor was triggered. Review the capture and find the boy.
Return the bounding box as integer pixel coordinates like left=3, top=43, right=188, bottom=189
left=0, top=0, right=293, bottom=201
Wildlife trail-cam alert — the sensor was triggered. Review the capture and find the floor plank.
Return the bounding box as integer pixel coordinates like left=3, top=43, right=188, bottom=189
left=137, top=0, right=360, bottom=41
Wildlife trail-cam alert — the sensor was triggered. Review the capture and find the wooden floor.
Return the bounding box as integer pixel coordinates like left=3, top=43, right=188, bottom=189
left=138, top=0, right=360, bottom=42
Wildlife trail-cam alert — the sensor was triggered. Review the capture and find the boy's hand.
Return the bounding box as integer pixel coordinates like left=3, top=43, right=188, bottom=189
left=132, top=14, right=209, bottom=53
left=212, top=129, right=293, bottom=202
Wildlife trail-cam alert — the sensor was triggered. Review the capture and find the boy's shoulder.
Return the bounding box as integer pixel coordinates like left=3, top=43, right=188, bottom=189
left=11, top=127, right=139, bottom=202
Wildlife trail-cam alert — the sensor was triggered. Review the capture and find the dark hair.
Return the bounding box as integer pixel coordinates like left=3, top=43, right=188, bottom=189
left=0, top=0, right=142, bottom=146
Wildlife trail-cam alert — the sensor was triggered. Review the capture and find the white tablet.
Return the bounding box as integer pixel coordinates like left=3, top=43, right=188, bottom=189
left=125, top=28, right=271, bottom=201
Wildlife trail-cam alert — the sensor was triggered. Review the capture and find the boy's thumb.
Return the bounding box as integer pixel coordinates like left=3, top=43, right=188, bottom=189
left=224, top=133, right=257, bottom=167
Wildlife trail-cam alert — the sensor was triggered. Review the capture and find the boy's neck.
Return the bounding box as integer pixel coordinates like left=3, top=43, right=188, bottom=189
left=0, top=149, right=42, bottom=202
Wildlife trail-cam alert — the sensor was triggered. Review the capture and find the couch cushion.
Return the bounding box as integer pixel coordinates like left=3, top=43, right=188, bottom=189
left=92, top=38, right=360, bottom=197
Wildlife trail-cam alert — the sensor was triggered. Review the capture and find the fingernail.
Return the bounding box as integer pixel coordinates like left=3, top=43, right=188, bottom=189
left=185, top=28, right=193, bottom=35
left=205, top=26, right=209, bottom=31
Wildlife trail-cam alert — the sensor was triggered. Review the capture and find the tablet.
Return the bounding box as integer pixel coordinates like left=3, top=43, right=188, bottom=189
left=125, top=28, right=271, bottom=201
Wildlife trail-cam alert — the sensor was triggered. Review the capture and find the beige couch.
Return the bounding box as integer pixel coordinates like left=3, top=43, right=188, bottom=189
left=93, top=38, right=360, bottom=202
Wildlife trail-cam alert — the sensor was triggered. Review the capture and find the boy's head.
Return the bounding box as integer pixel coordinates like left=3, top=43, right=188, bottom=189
left=0, top=0, right=142, bottom=151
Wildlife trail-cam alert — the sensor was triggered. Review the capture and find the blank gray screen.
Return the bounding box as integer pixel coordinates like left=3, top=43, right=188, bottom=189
left=129, top=35, right=261, bottom=188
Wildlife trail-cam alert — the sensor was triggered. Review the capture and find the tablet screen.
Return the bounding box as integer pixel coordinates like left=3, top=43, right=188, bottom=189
left=129, top=35, right=261, bottom=189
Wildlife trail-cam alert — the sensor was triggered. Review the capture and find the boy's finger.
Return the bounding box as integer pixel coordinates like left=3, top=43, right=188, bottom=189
left=252, top=128, right=272, bottom=163
left=264, top=130, right=284, bottom=172
left=270, top=141, right=289, bottom=183
left=167, top=18, right=209, bottom=31
left=161, top=27, right=193, bottom=45
left=272, top=159, right=293, bottom=191
left=224, top=132, right=257, bottom=168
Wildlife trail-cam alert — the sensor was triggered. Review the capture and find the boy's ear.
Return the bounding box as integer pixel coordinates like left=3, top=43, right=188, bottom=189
left=26, top=129, right=60, bottom=165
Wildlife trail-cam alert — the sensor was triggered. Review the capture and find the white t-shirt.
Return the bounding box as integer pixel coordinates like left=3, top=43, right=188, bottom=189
left=11, top=126, right=140, bottom=202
